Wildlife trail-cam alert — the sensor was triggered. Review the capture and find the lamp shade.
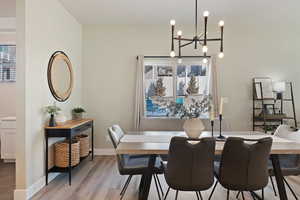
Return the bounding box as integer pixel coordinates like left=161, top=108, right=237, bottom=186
left=273, top=81, right=286, bottom=93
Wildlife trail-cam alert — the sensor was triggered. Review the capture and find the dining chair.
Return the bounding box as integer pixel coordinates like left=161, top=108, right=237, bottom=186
left=209, top=137, right=273, bottom=200
left=108, top=126, right=164, bottom=200
left=268, top=125, right=300, bottom=200
left=163, top=137, right=216, bottom=200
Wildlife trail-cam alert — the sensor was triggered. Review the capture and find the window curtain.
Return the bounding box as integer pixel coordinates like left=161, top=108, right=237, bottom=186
left=133, top=55, right=144, bottom=131
left=210, top=56, right=220, bottom=116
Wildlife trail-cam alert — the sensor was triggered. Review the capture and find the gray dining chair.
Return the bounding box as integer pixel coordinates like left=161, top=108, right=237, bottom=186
left=209, top=137, right=273, bottom=200
left=268, top=125, right=300, bottom=200
left=162, top=137, right=216, bottom=200
left=108, top=125, right=164, bottom=200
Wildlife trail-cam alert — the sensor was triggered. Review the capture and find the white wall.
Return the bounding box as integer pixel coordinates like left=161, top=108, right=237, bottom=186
left=16, top=0, right=82, bottom=198
left=0, top=32, right=16, bottom=118
left=82, top=22, right=300, bottom=149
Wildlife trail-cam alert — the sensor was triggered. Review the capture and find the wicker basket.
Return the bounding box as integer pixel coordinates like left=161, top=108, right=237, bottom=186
left=55, top=140, right=80, bottom=168
left=75, top=134, right=90, bottom=158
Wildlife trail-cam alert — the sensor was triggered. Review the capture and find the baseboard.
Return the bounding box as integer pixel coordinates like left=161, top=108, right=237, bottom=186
left=94, top=148, right=116, bottom=155
left=14, top=173, right=59, bottom=200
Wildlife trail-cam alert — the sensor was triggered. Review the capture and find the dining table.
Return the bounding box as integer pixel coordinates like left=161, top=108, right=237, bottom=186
left=116, top=131, right=300, bottom=200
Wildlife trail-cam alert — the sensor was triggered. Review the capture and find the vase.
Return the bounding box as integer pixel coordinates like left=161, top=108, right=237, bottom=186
left=49, top=114, right=56, bottom=127
left=183, top=118, right=205, bottom=138
left=72, top=112, right=83, bottom=120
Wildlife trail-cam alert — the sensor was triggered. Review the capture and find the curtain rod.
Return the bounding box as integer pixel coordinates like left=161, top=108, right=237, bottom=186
left=136, top=55, right=211, bottom=59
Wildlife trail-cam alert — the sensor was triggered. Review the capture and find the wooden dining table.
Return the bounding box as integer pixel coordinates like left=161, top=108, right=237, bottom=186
left=116, top=131, right=300, bottom=200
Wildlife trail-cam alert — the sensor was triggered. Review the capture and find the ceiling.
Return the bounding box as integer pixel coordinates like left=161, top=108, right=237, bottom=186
left=0, top=0, right=16, bottom=17
left=59, top=0, right=300, bottom=25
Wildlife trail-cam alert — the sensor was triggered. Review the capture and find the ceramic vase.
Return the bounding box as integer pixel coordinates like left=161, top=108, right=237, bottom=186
left=49, top=114, right=56, bottom=127
left=183, top=118, right=205, bottom=138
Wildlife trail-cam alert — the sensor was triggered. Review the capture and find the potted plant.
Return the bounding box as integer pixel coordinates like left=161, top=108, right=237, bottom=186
left=72, top=107, right=86, bottom=120
left=45, top=103, right=61, bottom=127
left=168, top=95, right=211, bottom=138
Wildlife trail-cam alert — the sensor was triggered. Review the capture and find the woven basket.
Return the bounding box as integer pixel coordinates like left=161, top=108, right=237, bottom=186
left=55, top=140, right=80, bottom=168
left=76, top=134, right=90, bottom=158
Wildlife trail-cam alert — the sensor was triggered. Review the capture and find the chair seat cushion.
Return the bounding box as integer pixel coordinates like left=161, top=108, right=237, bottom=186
left=119, top=155, right=164, bottom=175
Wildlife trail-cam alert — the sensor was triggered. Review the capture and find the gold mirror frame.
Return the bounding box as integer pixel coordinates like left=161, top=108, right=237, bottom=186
left=47, top=51, right=74, bottom=102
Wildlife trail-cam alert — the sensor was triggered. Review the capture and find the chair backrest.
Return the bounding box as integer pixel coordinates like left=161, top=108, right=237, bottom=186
left=107, top=125, right=125, bottom=149
left=165, top=137, right=216, bottom=191
left=219, top=137, right=273, bottom=191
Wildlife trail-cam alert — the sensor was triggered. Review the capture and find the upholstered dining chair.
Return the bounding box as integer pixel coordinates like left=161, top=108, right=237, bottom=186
left=209, top=137, right=273, bottom=200
left=108, top=125, right=164, bottom=200
left=163, top=137, right=216, bottom=200
left=268, top=125, right=300, bottom=200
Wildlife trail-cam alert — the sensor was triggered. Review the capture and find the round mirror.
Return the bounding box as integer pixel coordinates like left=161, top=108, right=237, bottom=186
left=47, top=51, right=73, bottom=102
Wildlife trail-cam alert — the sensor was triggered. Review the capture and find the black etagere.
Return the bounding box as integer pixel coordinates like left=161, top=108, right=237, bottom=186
left=252, top=79, right=297, bottom=133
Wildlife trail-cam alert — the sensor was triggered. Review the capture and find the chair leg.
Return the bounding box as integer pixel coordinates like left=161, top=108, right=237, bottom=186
left=236, top=191, right=240, bottom=199
left=269, top=175, right=277, bottom=196
left=262, top=188, right=264, bottom=200
left=156, top=174, right=164, bottom=197
left=283, top=177, right=299, bottom=200
left=227, top=190, right=230, bottom=200
left=208, top=181, right=218, bottom=200
left=198, top=191, right=203, bottom=200
left=195, top=191, right=200, bottom=200
left=175, top=190, right=179, bottom=200
left=120, top=175, right=132, bottom=198
left=241, top=192, right=245, bottom=200
left=163, top=187, right=170, bottom=200
left=153, top=174, right=162, bottom=200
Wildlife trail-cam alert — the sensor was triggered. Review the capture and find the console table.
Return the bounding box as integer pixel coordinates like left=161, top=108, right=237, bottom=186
left=45, top=119, right=94, bottom=185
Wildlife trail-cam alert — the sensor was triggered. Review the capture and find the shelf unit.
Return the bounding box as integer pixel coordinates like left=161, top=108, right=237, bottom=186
left=252, top=80, right=297, bottom=133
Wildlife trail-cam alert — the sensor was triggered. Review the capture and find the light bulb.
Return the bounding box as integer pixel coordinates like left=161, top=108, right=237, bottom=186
left=170, top=51, right=176, bottom=58
left=203, top=11, right=210, bottom=17
left=178, top=58, right=182, bottom=64
left=218, top=52, right=224, bottom=58
left=219, top=20, right=224, bottom=27
left=177, top=30, right=182, bottom=36
left=202, top=46, right=208, bottom=53
left=170, top=19, right=176, bottom=26
left=203, top=58, right=208, bottom=64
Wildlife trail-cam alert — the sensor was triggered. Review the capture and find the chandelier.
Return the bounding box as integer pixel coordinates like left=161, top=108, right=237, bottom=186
left=169, top=0, right=224, bottom=63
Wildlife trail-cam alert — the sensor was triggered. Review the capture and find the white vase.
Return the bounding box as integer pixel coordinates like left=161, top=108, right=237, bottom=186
left=183, top=118, right=205, bottom=138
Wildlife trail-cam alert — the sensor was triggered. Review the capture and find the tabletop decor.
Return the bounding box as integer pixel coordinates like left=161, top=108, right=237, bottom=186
left=168, top=95, right=211, bottom=138
left=168, top=0, right=225, bottom=63
left=210, top=103, right=215, bottom=137
left=45, top=103, right=61, bottom=127
left=218, top=97, right=226, bottom=140
left=72, top=107, right=86, bottom=120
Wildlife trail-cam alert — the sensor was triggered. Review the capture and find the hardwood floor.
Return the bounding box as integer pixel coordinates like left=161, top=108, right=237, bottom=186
left=32, top=156, right=300, bottom=200
left=0, top=160, right=15, bottom=200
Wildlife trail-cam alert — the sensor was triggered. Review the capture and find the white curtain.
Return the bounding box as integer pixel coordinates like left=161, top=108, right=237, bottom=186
left=133, top=55, right=144, bottom=131
left=210, top=56, right=220, bottom=115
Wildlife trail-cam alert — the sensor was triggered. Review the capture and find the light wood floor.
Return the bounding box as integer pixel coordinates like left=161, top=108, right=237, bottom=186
left=32, top=156, right=300, bottom=200
left=0, top=160, right=15, bottom=200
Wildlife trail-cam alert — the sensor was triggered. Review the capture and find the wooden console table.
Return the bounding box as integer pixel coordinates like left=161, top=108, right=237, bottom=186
left=45, top=119, right=94, bottom=185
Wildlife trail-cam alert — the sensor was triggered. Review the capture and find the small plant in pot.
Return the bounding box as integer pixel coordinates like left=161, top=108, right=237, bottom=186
left=45, top=103, right=61, bottom=127
left=72, top=107, right=86, bottom=120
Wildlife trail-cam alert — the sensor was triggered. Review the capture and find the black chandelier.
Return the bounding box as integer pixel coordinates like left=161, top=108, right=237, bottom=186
left=169, top=0, right=224, bottom=63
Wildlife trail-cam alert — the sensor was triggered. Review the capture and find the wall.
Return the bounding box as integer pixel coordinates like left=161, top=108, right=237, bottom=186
left=82, top=22, right=300, bottom=149
left=16, top=0, right=82, bottom=198
left=0, top=32, right=16, bottom=118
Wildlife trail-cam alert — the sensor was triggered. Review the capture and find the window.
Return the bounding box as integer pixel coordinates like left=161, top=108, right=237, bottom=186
left=0, top=45, right=16, bottom=82
left=143, top=58, right=211, bottom=119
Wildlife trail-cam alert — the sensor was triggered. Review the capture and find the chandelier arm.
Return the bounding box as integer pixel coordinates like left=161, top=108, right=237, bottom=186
left=204, top=16, right=208, bottom=46
left=194, top=0, right=198, bottom=49
left=174, top=37, right=221, bottom=42
left=220, top=26, right=224, bottom=52
left=180, top=41, right=195, bottom=48
left=171, top=25, right=175, bottom=51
